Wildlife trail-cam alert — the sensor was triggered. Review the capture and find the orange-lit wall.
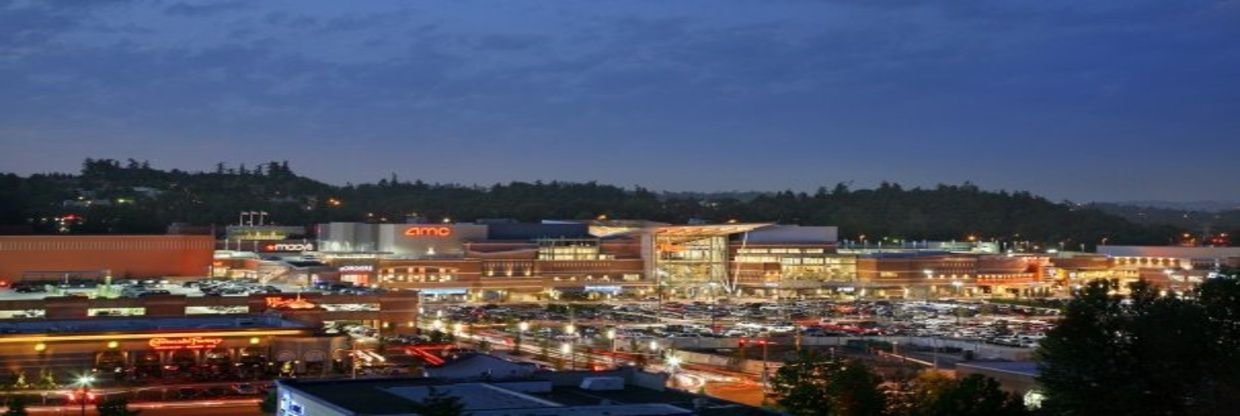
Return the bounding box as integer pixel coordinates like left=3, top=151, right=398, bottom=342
left=0, top=235, right=214, bottom=280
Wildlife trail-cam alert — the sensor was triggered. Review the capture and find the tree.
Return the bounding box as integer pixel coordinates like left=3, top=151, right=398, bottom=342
left=770, top=352, right=886, bottom=416
left=3, top=396, right=27, bottom=416
left=1037, top=278, right=1240, bottom=415
left=35, top=370, right=56, bottom=390
left=904, top=373, right=1027, bottom=416
left=96, top=396, right=140, bottom=416
left=408, top=387, right=464, bottom=416
left=259, top=390, right=278, bottom=414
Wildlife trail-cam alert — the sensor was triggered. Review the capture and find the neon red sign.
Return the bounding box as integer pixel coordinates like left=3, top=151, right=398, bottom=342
left=404, top=226, right=452, bottom=237
left=265, top=296, right=317, bottom=310
left=149, top=337, right=224, bottom=350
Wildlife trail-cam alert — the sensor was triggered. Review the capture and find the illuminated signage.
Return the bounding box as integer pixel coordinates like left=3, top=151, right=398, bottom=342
left=262, top=242, right=315, bottom=252
left=420, top=288, right=467, bottom=295
left=265, top=296, right=317, bottom=310
left=585, top=285, right=622, bottom=293
left=404, top=226, right=452, bottom=237
left=149, top=337, right=224, bottom=350
left=339, top=265, right=374, bottom=273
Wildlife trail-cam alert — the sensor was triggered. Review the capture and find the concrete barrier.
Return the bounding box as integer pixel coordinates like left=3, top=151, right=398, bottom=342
left=661, top=335, right=1033, bottom=361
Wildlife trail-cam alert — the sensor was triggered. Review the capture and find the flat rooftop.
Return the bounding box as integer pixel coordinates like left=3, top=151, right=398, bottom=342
left=0, top=314, right=310, bottom=335
left=280, top=372, right=775, bottom=416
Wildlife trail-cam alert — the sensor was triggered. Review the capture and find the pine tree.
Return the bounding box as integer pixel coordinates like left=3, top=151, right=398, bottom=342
left=3, top=396, right=28, bottom=416
left=96, top=396, right=140, bottom=416
left=258, top=390, right=277, bottom=414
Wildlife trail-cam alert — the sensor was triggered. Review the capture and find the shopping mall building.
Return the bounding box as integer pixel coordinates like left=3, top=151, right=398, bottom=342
left=314, top=220, right=844, bottom=301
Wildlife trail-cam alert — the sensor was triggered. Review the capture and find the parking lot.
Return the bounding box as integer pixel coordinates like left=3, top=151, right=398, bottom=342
left=420, top=298, right=1059, bottom=350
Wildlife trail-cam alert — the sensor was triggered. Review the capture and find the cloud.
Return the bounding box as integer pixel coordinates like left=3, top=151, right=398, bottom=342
left=475, top=33, right=546, bottom=51
left=0, top=0, right=1237, bottom=200
left=164, top=0, right=248, bottom=17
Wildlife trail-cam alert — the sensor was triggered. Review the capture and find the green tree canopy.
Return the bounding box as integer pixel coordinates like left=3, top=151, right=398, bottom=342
left=1037, top=277, right=1240, bottom=415
left=96, top=396, right=140, bottom=416
left=0, top=158, right=1184, bottom=246
left=771, top=353, right=887, bottom=416
left=2, top=396, right=27, bottom=416
left=259, top=390, right=278, bottom=415
left=903, top=372, right=1028, bottom=416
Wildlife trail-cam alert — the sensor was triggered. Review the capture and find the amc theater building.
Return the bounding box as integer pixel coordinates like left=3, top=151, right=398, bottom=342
left=318, top=221, right=644, bottom=302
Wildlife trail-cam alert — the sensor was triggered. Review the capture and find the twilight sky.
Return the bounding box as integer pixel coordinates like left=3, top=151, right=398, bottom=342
left=2, top=0, right=1238, bottom=202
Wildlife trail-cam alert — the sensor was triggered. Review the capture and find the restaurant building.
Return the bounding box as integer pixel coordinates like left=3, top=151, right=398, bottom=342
left=0, top=315, right=344, bottom=382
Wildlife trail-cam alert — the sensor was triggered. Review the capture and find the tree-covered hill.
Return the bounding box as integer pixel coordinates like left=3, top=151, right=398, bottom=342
left=0, top=159, right=1185, bottom=246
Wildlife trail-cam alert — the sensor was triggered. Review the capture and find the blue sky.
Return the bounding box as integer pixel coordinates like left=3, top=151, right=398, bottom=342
left=2, top=0, right=1238, bottom=202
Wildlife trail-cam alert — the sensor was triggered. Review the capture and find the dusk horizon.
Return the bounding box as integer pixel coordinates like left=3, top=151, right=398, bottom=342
left=1, top=2, right=1239, bottom=414
left=3, top=1, right=1238, bottom=202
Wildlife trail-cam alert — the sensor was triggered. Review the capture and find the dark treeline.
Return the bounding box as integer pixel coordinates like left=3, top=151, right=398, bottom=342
left=0, top=158, right=1183, bottom=245
left=1088, top=202, right=1240, bottom=232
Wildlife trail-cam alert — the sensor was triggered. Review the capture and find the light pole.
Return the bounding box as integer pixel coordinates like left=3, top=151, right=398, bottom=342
left=923, top=269, right=934, bottom=299
left=75, top=375, right=95, bottom=416
left=516, top=321, right=529, bottom=355
left=666, top=354, right=682, bottom=388
left=759, top=337, right=770, bottom=393
left=564, top=323, right=577, bottom=369
left=560, top=342, right=573, bottom=370
left=605, top=328, right=617, bottom=367
left=333, top=346, right=360, bottom=379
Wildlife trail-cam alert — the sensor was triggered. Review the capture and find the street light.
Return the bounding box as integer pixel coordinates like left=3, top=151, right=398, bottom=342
left=560, top=342, right=574, bottom=370
left=515, top=322, right=530, bottom=355
left=666, top=354, right=682, bottom=387
left=75, top=375, right=96, bottom=416
left=605, top=328, right=617, bottom=367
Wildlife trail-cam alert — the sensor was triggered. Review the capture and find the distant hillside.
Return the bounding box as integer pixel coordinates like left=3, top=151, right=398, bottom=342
left=0, top=158, right=1189, bottom=246
left=1089, top=202, right=1240, bottom=232
left=1108, top=200, right=1240, bottom=213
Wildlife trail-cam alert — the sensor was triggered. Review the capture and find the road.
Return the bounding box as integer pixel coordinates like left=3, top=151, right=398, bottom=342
left=28, top=398, right=262, bottom=415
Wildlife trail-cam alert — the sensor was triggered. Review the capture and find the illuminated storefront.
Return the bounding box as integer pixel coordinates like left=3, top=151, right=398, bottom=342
left=0, top=315, right=346, bottom=381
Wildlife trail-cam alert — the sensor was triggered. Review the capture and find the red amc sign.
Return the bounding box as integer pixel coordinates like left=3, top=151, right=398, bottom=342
left=149, top=337, right=224, bottom=351
left=404, top=226, right=452, bottom=237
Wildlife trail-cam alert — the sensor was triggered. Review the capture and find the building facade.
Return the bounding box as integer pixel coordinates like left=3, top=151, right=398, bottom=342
left=0, top=235, right=214, bottom=282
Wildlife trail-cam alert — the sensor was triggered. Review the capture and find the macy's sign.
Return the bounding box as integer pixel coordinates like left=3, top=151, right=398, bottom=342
left=263, top=242, right=315, bottom=252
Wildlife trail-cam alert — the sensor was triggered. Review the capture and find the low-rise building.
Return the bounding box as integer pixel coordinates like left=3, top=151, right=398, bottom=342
left=276, top=364, right=773, bottom=416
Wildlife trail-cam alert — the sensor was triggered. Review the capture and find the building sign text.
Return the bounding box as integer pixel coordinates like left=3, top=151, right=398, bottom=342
left=149, top=337, right=224, bottom=351
left=404, top=226, right=453, bottom=237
